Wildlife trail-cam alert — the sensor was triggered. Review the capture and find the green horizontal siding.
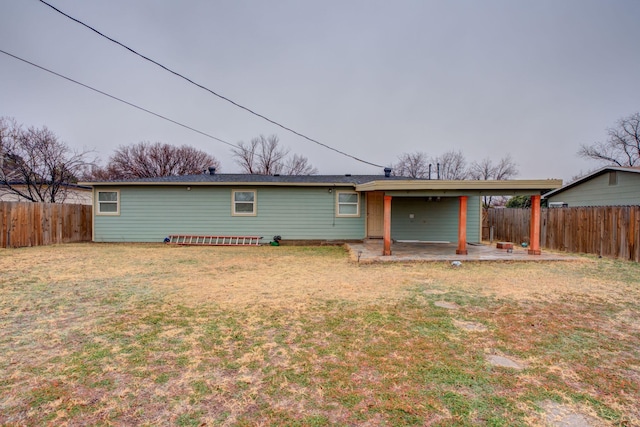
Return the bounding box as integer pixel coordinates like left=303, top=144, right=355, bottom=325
left=548, top=172, right=640, bottom=206
left=93, top=186, right=365, bottom=242
left=390, top=196, right=481, bottom=243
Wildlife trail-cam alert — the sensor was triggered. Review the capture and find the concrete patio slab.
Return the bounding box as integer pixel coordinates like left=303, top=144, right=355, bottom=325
left=346, top=241, right=581, bottom=263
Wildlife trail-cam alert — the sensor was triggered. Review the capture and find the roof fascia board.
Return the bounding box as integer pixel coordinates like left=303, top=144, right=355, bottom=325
left=355, top=179, right=562, bottom=192
left=80, top=181, right=358, bottom=188
left=385, top=189, right=547, bottom=197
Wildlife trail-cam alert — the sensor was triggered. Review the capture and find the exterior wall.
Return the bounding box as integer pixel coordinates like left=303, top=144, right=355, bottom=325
left=547, top=172, right=640, bottom=207
left=59, top=189, right=93, bottom=205
left=93, top=185, right=365, bottom=243
left=0, top=186, right=92, bottom=204
left=389, top=196, right=481, bottom=243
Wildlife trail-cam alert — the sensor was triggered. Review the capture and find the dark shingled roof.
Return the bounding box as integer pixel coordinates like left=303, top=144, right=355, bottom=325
left=87, top=173, right=417, bottom=185
left=4, top=181, right=91, bottom=190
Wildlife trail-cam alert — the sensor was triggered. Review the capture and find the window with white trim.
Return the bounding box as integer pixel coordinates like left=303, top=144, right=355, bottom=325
left=336, top=191, right=359, bottom=217
left=232, top=190, right=256, bottom=216
left=97, top=190, right=119, bottom=215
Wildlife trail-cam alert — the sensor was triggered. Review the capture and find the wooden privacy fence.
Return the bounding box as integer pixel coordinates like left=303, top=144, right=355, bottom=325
left=487, top=206, right=640, bottom=262
left=0, top=202, right=92, bottom=248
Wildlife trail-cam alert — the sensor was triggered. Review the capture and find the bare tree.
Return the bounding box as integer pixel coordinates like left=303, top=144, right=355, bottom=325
left=392, top=150, right=469, bottom=179
left=88, top=141, right=220, bottom=179
left=578, top=112, right=640, bottom=167
left=283, top=153, right=318, bottom=175
left=82, top=164, right=115, bottom=181
left=469, top=154, right=518, bottom=180
left=392, top=151, right=429, bottom=178
left=468, top=158, right=494, bottom=181
left=567, top=168, right=598, bottom=184
left=232, top=134, right=317, bottom=175
left=469, top=154, right=518, bottom=207
left=0, top=117, right=92, bottom=203
left=432, top=150, right=468, bottom=180
left=232, top=135, right=286, bottom=175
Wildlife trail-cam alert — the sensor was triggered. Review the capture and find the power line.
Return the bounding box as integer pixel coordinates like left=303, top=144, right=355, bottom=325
left=0, top=48, right=341, bottom=175
left=37, top=0, right=385, bottom=169
left=0, top=48, right=240, bottom=154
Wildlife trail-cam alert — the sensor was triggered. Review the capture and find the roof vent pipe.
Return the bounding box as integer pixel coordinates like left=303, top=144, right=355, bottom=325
left=428, top=164, right=432, bottom=180
left=384, top=167, right=392, bottom=178
left=208, top=166, right=216, bottom=175
left=437, top=163, right=440, bottom=180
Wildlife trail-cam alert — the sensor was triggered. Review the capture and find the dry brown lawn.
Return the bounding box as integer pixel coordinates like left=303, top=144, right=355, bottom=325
left=1, top=243, right=639, bottom=426
left=3, top=242, right=634, bottom=307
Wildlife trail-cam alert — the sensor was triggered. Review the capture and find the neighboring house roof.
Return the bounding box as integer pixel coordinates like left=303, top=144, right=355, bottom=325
left=3, top=181, right=91, bottom=190
left=542, top=166, right=640, bottom=199
left=81, top=173, right=562, bottom=195
left=0, top=182, right=92, bottom=204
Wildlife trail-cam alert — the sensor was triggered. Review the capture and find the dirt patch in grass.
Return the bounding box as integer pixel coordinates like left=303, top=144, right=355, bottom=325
left=1, top=243, right=639, bottom=425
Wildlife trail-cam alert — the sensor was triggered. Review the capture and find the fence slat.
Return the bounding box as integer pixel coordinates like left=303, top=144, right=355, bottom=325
left=0, top=202, right=92, bottom=248
left=487, top=206, right=640, bottom=262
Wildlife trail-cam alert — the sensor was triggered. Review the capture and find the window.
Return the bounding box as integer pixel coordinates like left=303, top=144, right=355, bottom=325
left=549, top=202, right=568, bottom=208
left=609, top=171, right=618, bottom=186
left=232, top=190, right=256, bottom=216
left=337, top=191, right=359, bottom=217
left=97, top=190, right=119, bottom=215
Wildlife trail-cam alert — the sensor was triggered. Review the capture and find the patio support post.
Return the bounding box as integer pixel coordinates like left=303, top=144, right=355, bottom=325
left=456, top=196, right=468, bottom=255
left=383, top=195, right=392, bottom=256
left=528, top=194, right=542, bottom=255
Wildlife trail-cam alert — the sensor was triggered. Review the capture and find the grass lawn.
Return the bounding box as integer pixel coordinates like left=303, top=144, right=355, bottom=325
left=1, top=243, right=639, bottom=426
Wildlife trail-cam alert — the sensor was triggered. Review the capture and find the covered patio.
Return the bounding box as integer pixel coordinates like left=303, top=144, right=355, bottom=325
left=356, top=179, right=563, bottom=257
left=346, top=240, right=580, bottom=263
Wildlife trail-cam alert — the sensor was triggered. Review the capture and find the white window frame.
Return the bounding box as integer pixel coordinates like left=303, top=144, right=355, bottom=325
left=96, top=190, right=120, bottom=216
left=336, top=191, right=360, bottom=217
left=232, top=189, right=257, bottom=216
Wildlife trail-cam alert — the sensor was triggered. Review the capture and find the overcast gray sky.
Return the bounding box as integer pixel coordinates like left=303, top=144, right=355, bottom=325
left=1, top=0, right=639, bottom=181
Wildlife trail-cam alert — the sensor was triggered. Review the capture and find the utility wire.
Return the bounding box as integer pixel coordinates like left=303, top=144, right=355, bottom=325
left=1, top=48, right=247, bottom=157
left=3, top=48, right=377, bottom=177
left=37, top=0, right=385, bottom=169
left=1, top=49, right=349, bottom=175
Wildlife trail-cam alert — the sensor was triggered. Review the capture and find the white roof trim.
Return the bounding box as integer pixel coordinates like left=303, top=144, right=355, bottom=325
left=355, top=179, right=562, bottom=192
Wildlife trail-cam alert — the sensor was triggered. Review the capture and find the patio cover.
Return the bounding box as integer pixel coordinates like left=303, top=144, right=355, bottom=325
left=355, top=179, right=563, bottom=256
